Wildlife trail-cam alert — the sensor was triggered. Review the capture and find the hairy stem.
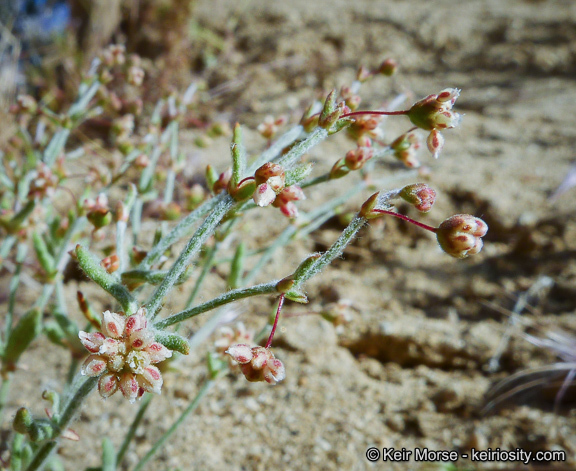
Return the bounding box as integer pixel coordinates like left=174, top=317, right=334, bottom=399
left=138, top=193, right=225, bottom=270
left=146, top=195, right=234, bottom=318
left=154, top=281, right=278, bottom=329
left=25, top=376, right=98, bottom=471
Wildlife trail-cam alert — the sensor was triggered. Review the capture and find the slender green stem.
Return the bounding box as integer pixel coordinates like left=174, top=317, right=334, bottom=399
left=276, top=127, right=328, bottom=169
left=132, top=379, right=216, bottom=471
left=294, top=215, right=367, bottom=287
left=133, top=197, right=146, bottom=246
left=138, top=193, right=224, bottom=270
left=248, top=125, right=303, bottom=173
left=154, top=281, right=278, bottom=329
left=185, top=244, right=217, bottom=309
left=146, top=195, right=234, bottom=318
left=117, top=393, right=153, bottom=466
left=0, top=375, right=12, bottom=427
left=25, top=376, right=98, bottom=471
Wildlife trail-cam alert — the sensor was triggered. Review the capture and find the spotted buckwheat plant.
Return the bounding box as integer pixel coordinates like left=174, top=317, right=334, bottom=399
left=0, top=49, right=489, bottom=470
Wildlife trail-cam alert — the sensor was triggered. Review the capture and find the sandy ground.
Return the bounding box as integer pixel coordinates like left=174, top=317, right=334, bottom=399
left=3, top=0, right=576, bottom=470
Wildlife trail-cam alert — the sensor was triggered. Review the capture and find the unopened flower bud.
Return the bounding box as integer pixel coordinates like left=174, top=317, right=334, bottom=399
left=377, top=58, right=398, bottom=76
left=134, top=154, right=150, bottom=168
left=399, top=183, right=437, bottom=213
left=79, top=332, right=106, bottom=353
left=98, top=373, right=118, bottom=398
left=254, top=163, right=285, bottom=185
left=139, top=366, right=163, bottom=394
left=229, top=177, right=257, bottom=202
left=125, top=308, right=147, bottom=336
left=81, top=355, right=107, bottom=377
left=159, top=202, right=182, bottom=221
left=213, top=169, right=232, bottom=194
left=344, top=146, right=374, bottom=171
left=359, top=192, right=381, bottom=219
left=330, top=158, right=351, bottom=180
left=356, top=65, right=372, bottom=82
left=436, top=214, right=488, bottom=259
left=119, top=372, right=139, bottom=403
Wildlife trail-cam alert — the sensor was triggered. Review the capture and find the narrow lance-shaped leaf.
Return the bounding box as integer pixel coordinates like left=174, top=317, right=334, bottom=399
left=75, top=245, right=139, bottom=315
left=2, top=308, right=42, bottom=373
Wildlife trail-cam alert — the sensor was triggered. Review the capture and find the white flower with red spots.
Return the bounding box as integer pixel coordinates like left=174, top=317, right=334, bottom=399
left=79, top=308, right=172, bottom=402
left=226, top=345, right=286, bottom=385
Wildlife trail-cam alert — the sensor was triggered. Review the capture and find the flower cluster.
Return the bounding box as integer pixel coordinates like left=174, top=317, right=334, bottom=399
left=83, top=193, right=112, bottom=230
left=252, top=163, right=306, bottom=218
left=28, top=163, right=59, bottom=200
left=226, top=344, right=286, bottom=385
left=79, top=308, right=173, bottom=402
left=408, top=88, right=461, bottom=160
left=436, top=214, right=488, bottom=259
left=390, top=131, right=421, bottom=168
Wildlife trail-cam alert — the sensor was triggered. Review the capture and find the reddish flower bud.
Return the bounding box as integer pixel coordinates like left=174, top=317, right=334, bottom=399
left=399, top=183, right=437, bottom=213
left=378, top=58, right=398, bottom=76
left=436, top=214, right=488, bottom=259
left=101, top=254, right=120, bottom=274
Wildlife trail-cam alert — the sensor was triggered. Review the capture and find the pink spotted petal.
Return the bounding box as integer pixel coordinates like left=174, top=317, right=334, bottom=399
left=128, top=329, right=155, bottom=351
left=138, top=366, right=163, bottom=395
left=101, top=311, right=126, bottom=339
left=78, top=331, right=105, bottom=353
left=226, top=344, right=253, bottom=364
left=81, top=355, right=107, bottom=377
left=125, top=308, right=147, bottom=336
left=119, top=372, right=139, bottom=403
left=250, top=347, right=270, bottom=370
left=98, top=373, right=118, bottom=398
left=264, top=358, right=286, bottom=384
left=144, top=342, right=173, bottom=363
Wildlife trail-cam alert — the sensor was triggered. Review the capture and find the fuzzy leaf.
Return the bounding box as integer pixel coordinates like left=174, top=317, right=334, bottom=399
left=3, top=308, right=43, bottom=371
left=154, top=331, right=190, bottom=355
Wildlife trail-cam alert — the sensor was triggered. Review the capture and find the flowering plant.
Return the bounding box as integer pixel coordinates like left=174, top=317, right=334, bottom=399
left=0, top=49, right=487, bottom=470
